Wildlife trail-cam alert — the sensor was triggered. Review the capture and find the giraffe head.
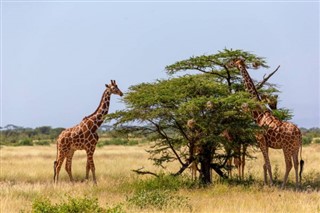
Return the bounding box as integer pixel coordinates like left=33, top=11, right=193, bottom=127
left=225, top=58, right=246, bottom=69
left=261, top=93, right=278, bottom=110
left=234, top=59, right=247, bottom=69
left=106, top=80, right=123, bottom=96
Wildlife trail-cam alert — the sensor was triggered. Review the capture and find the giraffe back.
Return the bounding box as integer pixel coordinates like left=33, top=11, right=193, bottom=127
left=259, top=112, right=301, bottom=150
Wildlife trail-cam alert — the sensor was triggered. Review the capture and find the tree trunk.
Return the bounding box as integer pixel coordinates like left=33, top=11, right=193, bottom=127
left=199, top=144, right=213, bottom=184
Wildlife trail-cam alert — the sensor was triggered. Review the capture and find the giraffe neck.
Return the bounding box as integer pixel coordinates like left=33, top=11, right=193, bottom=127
left=252, top=110, right=281, bottom=127
left=237, top=63, right=261, bottom=101
left=82, top=90, right=111, bottom=132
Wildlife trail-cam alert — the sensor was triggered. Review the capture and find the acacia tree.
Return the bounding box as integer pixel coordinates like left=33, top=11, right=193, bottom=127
left=107, top=49, right=287, bottom=184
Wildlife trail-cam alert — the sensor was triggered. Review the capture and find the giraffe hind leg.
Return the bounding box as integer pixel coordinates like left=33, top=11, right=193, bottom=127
left=292, top=152, right=300, bottom=188
left=282, top=151, right=293, bottom=188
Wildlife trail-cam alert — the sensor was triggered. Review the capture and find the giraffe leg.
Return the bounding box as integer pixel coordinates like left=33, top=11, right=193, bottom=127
left=241, top=145, right=246, bottom=180
left=258, top=136, right=273, bottom=185
left=86, top=150, right=97, bottom=184
left=262, top=148, right=273, bottom=185
left=65, top=150, right=75, bottom=182
left=282, top=150, right=293, bottom=188
left=292, top=151, right=299, bottom=188
left=85, top=159, right=90, bottom=180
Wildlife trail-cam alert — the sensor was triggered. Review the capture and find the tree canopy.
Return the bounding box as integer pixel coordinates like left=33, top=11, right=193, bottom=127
left=106, top=48, right=290, bottom=184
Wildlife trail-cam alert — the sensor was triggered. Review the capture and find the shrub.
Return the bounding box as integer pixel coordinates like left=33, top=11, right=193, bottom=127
left=302, top=135, right=312, bottom=145
left=126, top=189, right=191, bottom=211
left=17, top=138, right=33, bottom=146
left=32, top=196, right=106, bottom=213
left=98, top=138, right=139, bottom=147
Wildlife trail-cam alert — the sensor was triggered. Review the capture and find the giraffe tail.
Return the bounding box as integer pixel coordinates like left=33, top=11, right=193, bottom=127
left=299, top=143, right=304, bottom=183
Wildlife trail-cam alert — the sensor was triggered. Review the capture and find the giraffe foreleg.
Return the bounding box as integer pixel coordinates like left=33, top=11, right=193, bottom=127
left=258, top=136, right=273, bottom=185
left=65, top=150, right=75, bottom=182
left=85, top=160, right=90, bottom=180
left=86, top=150, right=97, bottom=184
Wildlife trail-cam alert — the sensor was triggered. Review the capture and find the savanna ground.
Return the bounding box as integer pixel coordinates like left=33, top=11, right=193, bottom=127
left=0, top=143, right=320, bottom=213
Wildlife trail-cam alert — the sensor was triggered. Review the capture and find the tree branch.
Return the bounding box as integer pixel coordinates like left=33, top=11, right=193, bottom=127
left=150, top=120, right=186, bottom=167
left=256, top=65, right=280, bottom=90
left=173, top=161, right=192, bottom=176
left=132, top=167, right=159, bottom=177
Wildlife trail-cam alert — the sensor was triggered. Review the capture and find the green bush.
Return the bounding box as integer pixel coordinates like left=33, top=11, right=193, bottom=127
left=98, top=138, right=139, bottom=147
left=125, top=175, right=193, bottom=211
left=126, top=189, right=190, bottom=211
left=17, top=138, right=33, bottom=146
left=32, top=196, right=110, bottom=213
left=302, top=135, right=312, bottom=145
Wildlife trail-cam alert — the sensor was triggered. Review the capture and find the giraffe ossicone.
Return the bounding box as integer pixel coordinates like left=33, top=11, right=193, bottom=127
left=53, top=80, right=123, bottom=184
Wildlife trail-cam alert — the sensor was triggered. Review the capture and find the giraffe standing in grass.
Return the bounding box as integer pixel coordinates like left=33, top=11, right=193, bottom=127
left=53, top=80, right=123, bottom=184
left=231, top=59, right=303, bottom=188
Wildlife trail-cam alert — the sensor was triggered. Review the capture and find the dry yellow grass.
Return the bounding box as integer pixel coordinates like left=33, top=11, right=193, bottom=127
left=0, top=144, right=319, bottom=213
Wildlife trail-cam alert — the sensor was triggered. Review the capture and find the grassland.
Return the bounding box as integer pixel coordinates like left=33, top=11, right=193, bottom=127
left=1, top=144, right=319, bottom=213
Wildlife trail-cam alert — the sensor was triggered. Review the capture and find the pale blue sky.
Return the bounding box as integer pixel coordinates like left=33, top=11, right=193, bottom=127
left=1, top=1, right=319, bottom=128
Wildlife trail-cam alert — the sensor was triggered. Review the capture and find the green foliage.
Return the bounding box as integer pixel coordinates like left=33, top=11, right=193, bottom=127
left=107, top=49, right=289, bottom=183
left=302, top=135, right=313, bottom=145
left=165, top=48, right=269, bottom=76
left=107, top=73, right=260, bottom=178
left=32, top=196, right=115, bottom=213
left=0, top=126, right=64, bottom=146
left=105, top=204, right=125, bottom=213
left=17, top=138, right=33, bottom=146
left=126, top=189, right=191, bottom=211
left=126, top=175, right=193, bottom=211
left=301, top=128, right=320, bottom=145
left=98, top=138, right=139, bottom=147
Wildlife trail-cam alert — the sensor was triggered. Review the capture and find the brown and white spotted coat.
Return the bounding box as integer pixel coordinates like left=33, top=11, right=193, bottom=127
left=234, top=59, right=303, bottom=188
left=53, top=80, right=123, bottom=184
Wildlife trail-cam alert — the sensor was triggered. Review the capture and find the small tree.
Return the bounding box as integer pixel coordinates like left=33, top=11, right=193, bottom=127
left=107, top=49, right=288, bottom=184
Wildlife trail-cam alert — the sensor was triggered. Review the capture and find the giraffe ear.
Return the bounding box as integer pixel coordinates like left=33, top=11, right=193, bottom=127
left=105, top=84, right=109, bottom=88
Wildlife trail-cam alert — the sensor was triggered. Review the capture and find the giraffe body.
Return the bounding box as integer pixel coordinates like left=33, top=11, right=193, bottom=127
left=234, top=59, right=303, bottom=188
left=53, top=80, right=123, bottom=184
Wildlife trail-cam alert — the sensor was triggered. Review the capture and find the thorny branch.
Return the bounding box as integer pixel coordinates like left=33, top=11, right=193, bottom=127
left=256, top=65, right=280, bottom=90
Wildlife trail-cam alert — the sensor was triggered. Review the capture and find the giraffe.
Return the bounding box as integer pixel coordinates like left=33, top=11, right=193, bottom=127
left=53, top=80, right=123, bottom=184
left=222, top=130, right=247, bottom=179
left=232, top=59, right=303, bottom=188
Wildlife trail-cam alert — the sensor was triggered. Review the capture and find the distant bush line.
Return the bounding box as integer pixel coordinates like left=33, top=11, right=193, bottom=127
left=0, top=125, right=149, bottom=147
left=1, top=125, right=319, bottom=146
